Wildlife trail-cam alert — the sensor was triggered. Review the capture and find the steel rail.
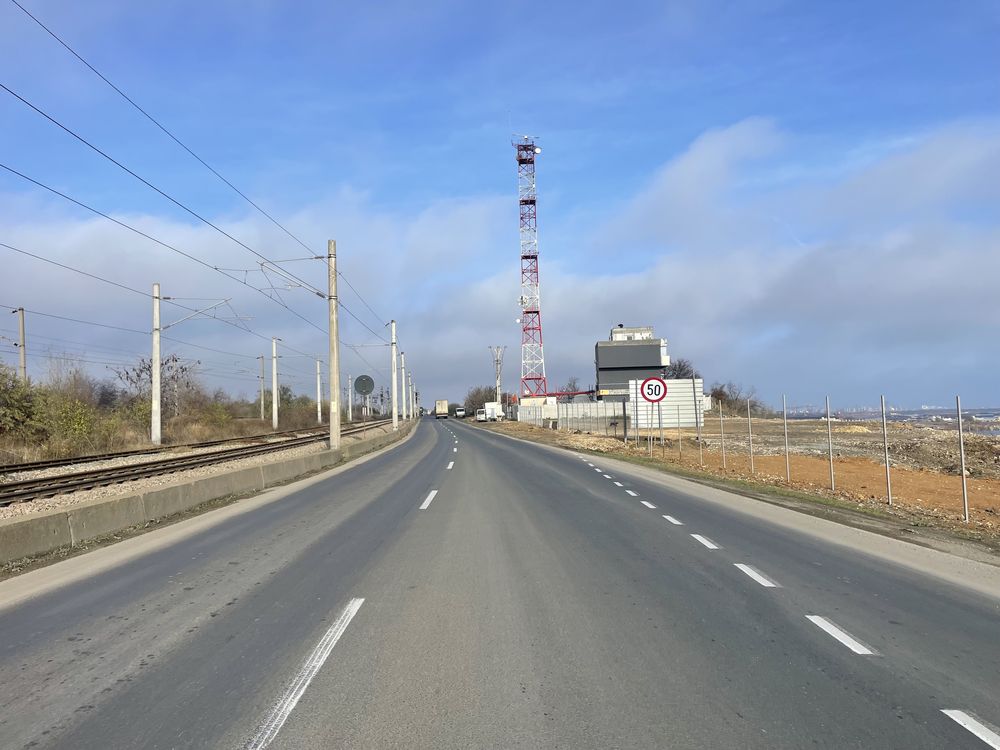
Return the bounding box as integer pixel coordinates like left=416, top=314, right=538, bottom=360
left=0, top=426, right=335, bottom=475
left=0, top=420, right=392, bottom=506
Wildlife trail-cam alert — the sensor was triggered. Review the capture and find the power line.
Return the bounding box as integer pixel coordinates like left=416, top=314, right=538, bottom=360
left=0, top=163, right=324, bottom=338
left=0, top=80, right=332, bottom=300
left=9, top=0, right=387, bottom=327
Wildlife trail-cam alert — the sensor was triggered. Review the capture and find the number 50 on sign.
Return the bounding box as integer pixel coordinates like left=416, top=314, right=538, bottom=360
left=640, top=377, right=667, bottom=403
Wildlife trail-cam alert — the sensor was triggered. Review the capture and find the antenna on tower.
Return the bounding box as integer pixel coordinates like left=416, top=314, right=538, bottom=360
left=489, top=346, right=506, bottom=405
left=513, top=134, right=548, bottom=398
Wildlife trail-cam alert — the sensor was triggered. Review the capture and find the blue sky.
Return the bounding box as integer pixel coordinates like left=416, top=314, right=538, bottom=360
left=1, top=0, right=999, bottom=408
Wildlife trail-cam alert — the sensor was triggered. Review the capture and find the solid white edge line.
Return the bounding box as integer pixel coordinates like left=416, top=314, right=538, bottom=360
left=734, top=563, right=778, bottom=588
left=942, top=710, right=1000, bottom=749
left=446, top=461, right=454, bottom=470
left=243, top=597, right=364, bottom=750
left=625, top=490, right=638, bottom=497
left=613, top=482, right=623, bottom=487
left=690, top=534, right=719, bottom=550
left=663, top=515, right=683, bottom=525
left=640, top=500, right=657, bottom=509
left=419, top=490, right=438, bottom=510
left=805, top=615, right=876, bottom=655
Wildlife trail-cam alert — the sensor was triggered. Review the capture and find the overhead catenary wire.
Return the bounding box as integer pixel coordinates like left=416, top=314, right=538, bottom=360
left=0, top=12, right=388, bottom=326
left=0, top=163, right=326, bottom=338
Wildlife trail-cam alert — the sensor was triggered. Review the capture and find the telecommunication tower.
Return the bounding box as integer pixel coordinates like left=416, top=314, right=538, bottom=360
left=514, top=135, right=548, bottom=397
left=489, top=345, right=506, bottom=404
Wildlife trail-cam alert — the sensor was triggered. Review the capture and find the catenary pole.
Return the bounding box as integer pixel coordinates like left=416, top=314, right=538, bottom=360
left=14, top=307, right=26, bottom=383
left=316, top=359, right=322, bottom=424
left=390, top=320, right=399, bottom=430
left=400, top=352, right=408, bottom=420
left=328, top=240, right=341, bottom=450
left=151, top=284, right=161, bottom=445
left=347, top=374, right=353, bottom=423
left=258, top=355, right=265, bottom=420
left=271, top=337, right=279, bottom=430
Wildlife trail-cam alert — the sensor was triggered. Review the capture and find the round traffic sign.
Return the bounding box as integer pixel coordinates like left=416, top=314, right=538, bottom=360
left=354, top=374, right=375, bottom=396
left=640, top=376, right=667, bottom=403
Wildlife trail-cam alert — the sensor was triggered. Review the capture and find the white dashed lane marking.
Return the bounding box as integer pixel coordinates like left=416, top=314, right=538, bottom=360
left=419, top=490, right=438, bottom=510
left=640, top=500, right=657, bottom=509
left=602, top=474, right=612, bottom=479
left=806, top=615, right=877, bottom=655
left=613, top=482, right=623, bottom=487
left=941, top=711, right=1000, bottom=749
left=734, top=564, right=778, bottom=588
left=446, top=461, right=454, bottom=470
left=244, top=598, right=364, bottom=750
left=625, top=490, right=638, bottom=497
left=662, top=515, right=683, bottom=525
left=690, top=534, right=720, bottom=550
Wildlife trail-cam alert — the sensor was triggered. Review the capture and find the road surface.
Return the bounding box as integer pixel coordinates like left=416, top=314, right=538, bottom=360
left=1, top=418, right=998, bottom=749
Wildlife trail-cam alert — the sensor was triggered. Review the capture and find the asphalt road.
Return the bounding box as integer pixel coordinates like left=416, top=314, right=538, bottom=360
left=1, top=417, right=999, bottom=749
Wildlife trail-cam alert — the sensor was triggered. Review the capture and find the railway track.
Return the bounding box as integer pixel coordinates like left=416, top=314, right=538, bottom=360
left=0, top=425, right=333, bottom=475
left=0, top=420, right=392, bottom=507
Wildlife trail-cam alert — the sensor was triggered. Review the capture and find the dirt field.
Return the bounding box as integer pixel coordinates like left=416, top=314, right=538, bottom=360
left=482, top=419, right=1000, bottom=543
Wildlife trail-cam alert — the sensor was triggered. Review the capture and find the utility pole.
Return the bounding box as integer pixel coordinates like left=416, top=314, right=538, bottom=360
left=258, top=355, right=265, bottom=420
left=151, top=284, right=162, bottom=445
left=271, top=337, right=279, bottom=430
left=390, top=320, right=399, bottom=430
left=489, top=346, right=506, bottom=404
left=12, top=307, right=26, bottom=383
left=400, top=352, right=408, bottom=420
left=347, top=374, right=353, bottom=423
left=328, top=239, right=342, bottom=450
left=408, top=372, right=414, bottom=419
left=316, top=359, right=322, bottom=424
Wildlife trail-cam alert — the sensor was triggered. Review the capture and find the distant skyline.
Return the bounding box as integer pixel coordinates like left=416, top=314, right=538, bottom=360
left=2, top=0, right=999, bottom=408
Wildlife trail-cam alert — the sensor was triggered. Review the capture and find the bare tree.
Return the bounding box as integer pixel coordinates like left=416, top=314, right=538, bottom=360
left=664, top=358, right=700, bottom=379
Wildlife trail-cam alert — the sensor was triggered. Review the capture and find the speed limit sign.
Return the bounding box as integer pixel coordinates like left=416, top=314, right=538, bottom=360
left=640, top=377, right=667, bottom=403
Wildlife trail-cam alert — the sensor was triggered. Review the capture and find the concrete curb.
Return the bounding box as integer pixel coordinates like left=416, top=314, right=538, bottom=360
left=0, top=423, right=412, bottom=566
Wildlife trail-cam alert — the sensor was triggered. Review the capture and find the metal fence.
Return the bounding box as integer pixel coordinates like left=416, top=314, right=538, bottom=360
left=517, top=389, right=996, bottom=524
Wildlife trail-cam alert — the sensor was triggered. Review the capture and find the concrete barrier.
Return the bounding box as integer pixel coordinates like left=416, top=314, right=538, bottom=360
left=0, top=422, right=414, bottom=567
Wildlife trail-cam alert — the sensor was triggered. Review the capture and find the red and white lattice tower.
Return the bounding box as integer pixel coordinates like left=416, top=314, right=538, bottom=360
left=514, top=135, right=548, bottom=397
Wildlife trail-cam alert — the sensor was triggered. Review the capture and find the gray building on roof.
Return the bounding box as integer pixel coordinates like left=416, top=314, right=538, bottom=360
left=595, top=325, right=669, bottom=400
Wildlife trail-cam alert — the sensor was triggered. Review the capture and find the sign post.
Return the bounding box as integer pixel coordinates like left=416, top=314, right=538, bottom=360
left=640, top=377, right=667, bottom=458
left=355, top=375, right=375, bottom=438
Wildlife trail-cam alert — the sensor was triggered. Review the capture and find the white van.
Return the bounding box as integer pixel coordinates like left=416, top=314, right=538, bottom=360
left=475, top=408, right=487, bottom=422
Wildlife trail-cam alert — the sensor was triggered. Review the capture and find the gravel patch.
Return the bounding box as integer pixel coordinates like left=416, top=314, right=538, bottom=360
left=0, top=425, right=389, bottom=521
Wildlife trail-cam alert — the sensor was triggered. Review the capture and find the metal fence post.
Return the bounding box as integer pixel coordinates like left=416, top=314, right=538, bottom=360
left=719, top=403, right=726, bottom=469
left=826, top=395, right=835, bottom=491
left=658, top=400, right=663, bottom=456
left=881, top=394, right=892, bottom=506
left=782, top=394, right=790, bottom=482
left=677, top=404, right=682, bottom=460
left=747, top=398, right=754, bottom=474
left=957, top=395, right=969, bottom=523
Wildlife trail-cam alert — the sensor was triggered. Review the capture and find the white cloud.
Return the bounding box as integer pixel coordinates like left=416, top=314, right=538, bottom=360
left=3, top=118, right=999, bottom=408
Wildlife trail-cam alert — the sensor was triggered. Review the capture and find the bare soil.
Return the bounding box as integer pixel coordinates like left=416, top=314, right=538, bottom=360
left=481, top=419, right=1000, bottom=546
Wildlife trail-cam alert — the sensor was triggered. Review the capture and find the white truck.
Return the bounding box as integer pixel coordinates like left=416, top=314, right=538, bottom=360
left=483, top=401, right=503, bottom=421
left=435, top=400, right=449, bottom=419
left=455, top=407, right=466, bottom=418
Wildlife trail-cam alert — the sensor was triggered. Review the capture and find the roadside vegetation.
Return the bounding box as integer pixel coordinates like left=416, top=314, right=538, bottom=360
left=0, top=361, right=326, bottom=463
